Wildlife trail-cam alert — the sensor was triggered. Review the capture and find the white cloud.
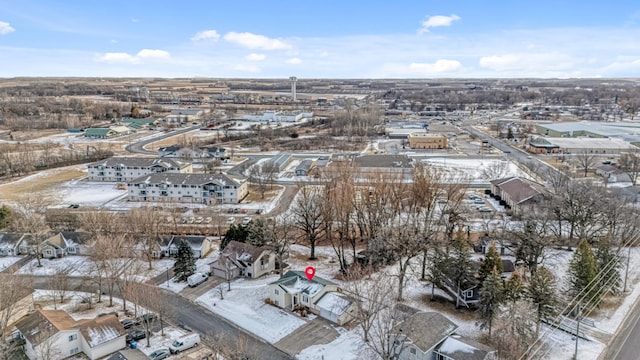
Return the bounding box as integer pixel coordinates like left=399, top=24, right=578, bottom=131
left=245, top=53, right=266, bottom=61
left=224, top=32, right=291, bottom=50
left=419, top=14, right=460, bottom=34
left=110, top=39, right=118, bottom=44
left=408, top=59, right=462, bottom=74
left=287, top=57, right=302, bottom=65
left=136, top=49, right=170, bottom=59
left=96, top=52, right=140, bottom=64
left=191, top=30, right=220, bottom=41
left=96, top=49, right=170, bottom=64
left=0, top=21, right=15, bottom=35
left=232, top=64, right=261, bottom=73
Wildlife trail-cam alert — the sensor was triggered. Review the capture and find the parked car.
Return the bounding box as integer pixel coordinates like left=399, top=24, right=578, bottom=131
left=68, top=204, right=80, bottom=208
left=241, top=217, right=251, bottom=226
left=138, top=313, right=157, bottom=325
left=120, top=318, right=135, bottom=329
left=169, top=332, right=201, bottom=354
left=226, top=217, right=235, bottom=225
left=97, top=311, right=118, bottom=318
left=126, top=329, right=146, bottom=343
left=148, top=348, right=170, bottom=360
left=187, top=272, right=208, bottom=287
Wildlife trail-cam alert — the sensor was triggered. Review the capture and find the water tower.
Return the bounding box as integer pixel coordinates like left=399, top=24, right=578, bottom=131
left=289, top=76, right=298, bottom=102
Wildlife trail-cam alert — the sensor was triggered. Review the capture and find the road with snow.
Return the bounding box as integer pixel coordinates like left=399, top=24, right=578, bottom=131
left=27, top=275, right=292, bottom=360
left=600, top=295, right=640, bottom=360
left=125, top=125, right=201, bottom=155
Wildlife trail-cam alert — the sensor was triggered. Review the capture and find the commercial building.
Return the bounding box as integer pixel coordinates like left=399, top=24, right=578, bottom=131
left=528, top=137, right=638, bottom=154
left=407, top=133, right=447, bottom=149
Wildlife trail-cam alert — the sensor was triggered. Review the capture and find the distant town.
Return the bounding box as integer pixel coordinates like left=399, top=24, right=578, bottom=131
left=1, top=77, right=640, bottom=360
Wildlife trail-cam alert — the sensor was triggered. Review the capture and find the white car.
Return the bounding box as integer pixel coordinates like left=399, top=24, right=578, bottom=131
left=241, top=217, right=251, bottom=226
left=226, top=217, right=235, bottom=225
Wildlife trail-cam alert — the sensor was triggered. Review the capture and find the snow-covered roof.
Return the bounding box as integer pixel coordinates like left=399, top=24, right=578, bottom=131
left=315, top=292, right=351, bottom=315
left=392, top=312, right=457, bottom=353
left=436, top=334, right=495, bottom=360
left=77, top=315, right=126, bottom=348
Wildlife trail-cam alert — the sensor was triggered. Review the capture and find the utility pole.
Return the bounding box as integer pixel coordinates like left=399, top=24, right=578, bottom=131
left=624, top=245, right=632, bottom=292
left=574, top=303, right=581, bottom=360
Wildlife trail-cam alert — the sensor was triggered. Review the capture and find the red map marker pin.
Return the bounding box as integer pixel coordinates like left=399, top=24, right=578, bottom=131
left=304, top=266, right=316, bottom=281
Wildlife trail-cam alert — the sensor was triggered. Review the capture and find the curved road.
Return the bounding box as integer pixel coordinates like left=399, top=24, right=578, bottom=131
left=125, top=125, right=201, bottom=155
left=26, top=275, right=292, bottom=360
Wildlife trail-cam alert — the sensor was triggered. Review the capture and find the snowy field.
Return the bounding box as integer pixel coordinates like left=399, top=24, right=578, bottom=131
left=297, top=328, right=365, bottom=360
left=196, top=275, right=307, bottom=343
left=58, top=179, right=128, bottom=207
left=422, top=158, right=531, bottom=182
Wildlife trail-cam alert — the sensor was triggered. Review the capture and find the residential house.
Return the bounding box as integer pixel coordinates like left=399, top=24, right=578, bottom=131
left=127, top=173, right=248, bottom=204
left=83, top=126, right=133, bottom=139
left=88, top=157, right=192, bottom=182
left=0, top=287, right=33, bottom=335
left=0, top=233, right=28, bottom=256
left=210, top=241, right=275, bottom=279
left=15, top=310, right=126, bottom=360
left=40, top=232, right=88, bottom=258
left=151, top=235, right=213, bottom=259
left=434, top=334, right=496, bottom=360
left=268, top=270, right=355, bottom=325
left=392, top=312, right=496, bottom=360
left=489, top=177, right=546, bottom=212
left=295, top=160, right=315, bottom=176
left=158, top=145, right=181, bottom=158
left=474, top=235, right=513, bottom=256
left=595, top=164, right=631, bottom=183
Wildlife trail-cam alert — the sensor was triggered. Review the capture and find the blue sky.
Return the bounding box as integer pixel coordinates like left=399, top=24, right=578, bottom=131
left=1, top=0, right=640, bottom=78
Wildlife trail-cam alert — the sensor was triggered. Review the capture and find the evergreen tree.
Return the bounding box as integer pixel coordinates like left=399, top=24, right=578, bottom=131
left=427, top=248, right=449, bottom=300
left=221, top=224, right=249, bottom=249
left=478, top=267, right=504, bottom=336
left=446, top=236, right=476, bottom=308
left=504, top=272, right=524, bottom=304
left=174, top=240, right=196, bottom=282
left=567, top=239, right=600, bottom=309
left=479, top=244, right=503, bottom=284
left=596, top=238, right=621, bottom=296
left=246, top=219, right=271, bottom=247
left=528, top=266, right=558, bottom=337
left=0, top=205, right=10, bottom=229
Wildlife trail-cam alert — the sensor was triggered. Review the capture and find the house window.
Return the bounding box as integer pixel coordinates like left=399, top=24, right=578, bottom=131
left=410, top=347, right=417, bottom=355
left=465, top=290, right=474, bottom=298
left=275, top=289, right=279, bottom=295
left=70, top=347, right=79, bottom=355
left=69, top=334, right=77, bottom=342
left=302, top=295, right=308, bottom=303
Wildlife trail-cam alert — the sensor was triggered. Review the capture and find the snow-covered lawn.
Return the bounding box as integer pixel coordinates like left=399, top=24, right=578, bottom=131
left=0, top=256, right=21, bottom=270
left=159, top=253, right=217, bottom=293
left=17, top=256, right=174, bottom=281
left=296, top=328, right=365, bottom=360
left=58, top=180, right=127, bottom=207
left=196, top=275, right=307, bottom=343
left=422, top=158, right=531, bottom=182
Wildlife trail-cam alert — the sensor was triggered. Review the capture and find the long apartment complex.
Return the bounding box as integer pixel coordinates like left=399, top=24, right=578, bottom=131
left=126, top=173, right=248, bottom=204
left=87, top=157, right=192, bottom=182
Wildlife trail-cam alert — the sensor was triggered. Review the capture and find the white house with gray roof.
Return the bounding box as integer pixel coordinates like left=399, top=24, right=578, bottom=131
left=126, top=173, right=248, bottom=204
left=87, top=157, right=192, bottom=182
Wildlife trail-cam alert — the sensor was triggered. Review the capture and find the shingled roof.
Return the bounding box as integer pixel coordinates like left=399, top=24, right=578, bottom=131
left=76, top=315, right=126, bottom=348
left=392, top=312, right=457, bottom=353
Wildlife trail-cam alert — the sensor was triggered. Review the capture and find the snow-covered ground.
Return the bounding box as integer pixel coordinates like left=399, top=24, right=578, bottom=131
left=17, top=255, right=174, bottom=280
left=0, top=256, right=21, bottom=270
left=196, top=275, right=307, bottom=344
left=297, top=328, right=365, bottom=360
left=422, top=158, right=531, bottom=182
left=159, top=253, right=217, bottom=293
left=58, top=179, right=128, bottom=207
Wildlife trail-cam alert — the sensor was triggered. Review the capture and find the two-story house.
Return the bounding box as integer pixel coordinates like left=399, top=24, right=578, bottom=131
left=127, top=173, right=248, bottom=204
left=268, top=270, right=355, bottom=325
left=87, top=157, right=192, bottom=182
left=15, top=310, right=126, bottom=360
left=210, top=241, right=275, bottom=279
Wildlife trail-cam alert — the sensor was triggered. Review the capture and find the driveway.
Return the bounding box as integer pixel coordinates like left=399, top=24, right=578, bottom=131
left=274, top=317, right=339, bottom=356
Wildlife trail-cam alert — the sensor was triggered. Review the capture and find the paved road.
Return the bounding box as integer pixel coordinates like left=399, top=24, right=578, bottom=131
left=274, top=318, right=339, bottom=356
left=599, top=294, right=640, bottom=360
left=27, top=275, right=292, bottom=360
left=125, top=125, right=201, bottom=155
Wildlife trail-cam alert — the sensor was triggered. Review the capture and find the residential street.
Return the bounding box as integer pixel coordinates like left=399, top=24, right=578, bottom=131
left=599, top=295, right=640, bottom=360
left=27, top=275, right=292, bottom=360
left=125, top=125, right=201, bottom=155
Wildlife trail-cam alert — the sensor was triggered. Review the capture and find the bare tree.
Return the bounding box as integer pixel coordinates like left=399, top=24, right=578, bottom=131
left=11, top=194, right=54, bottom=267
left=49, top=261, right=76, bottom=306
left=573, top=151, right=597, bottom=177
left=291, top=184, right=325, bottom=260
left=619, top=150, right=640, bottom=186
left=266, top=215, right=294, bottom=277
left=125, top=207, right=164, bottom=270
left=344, top=267, right=393, bottom=343
left=0, top=275, right=32, bottom=339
